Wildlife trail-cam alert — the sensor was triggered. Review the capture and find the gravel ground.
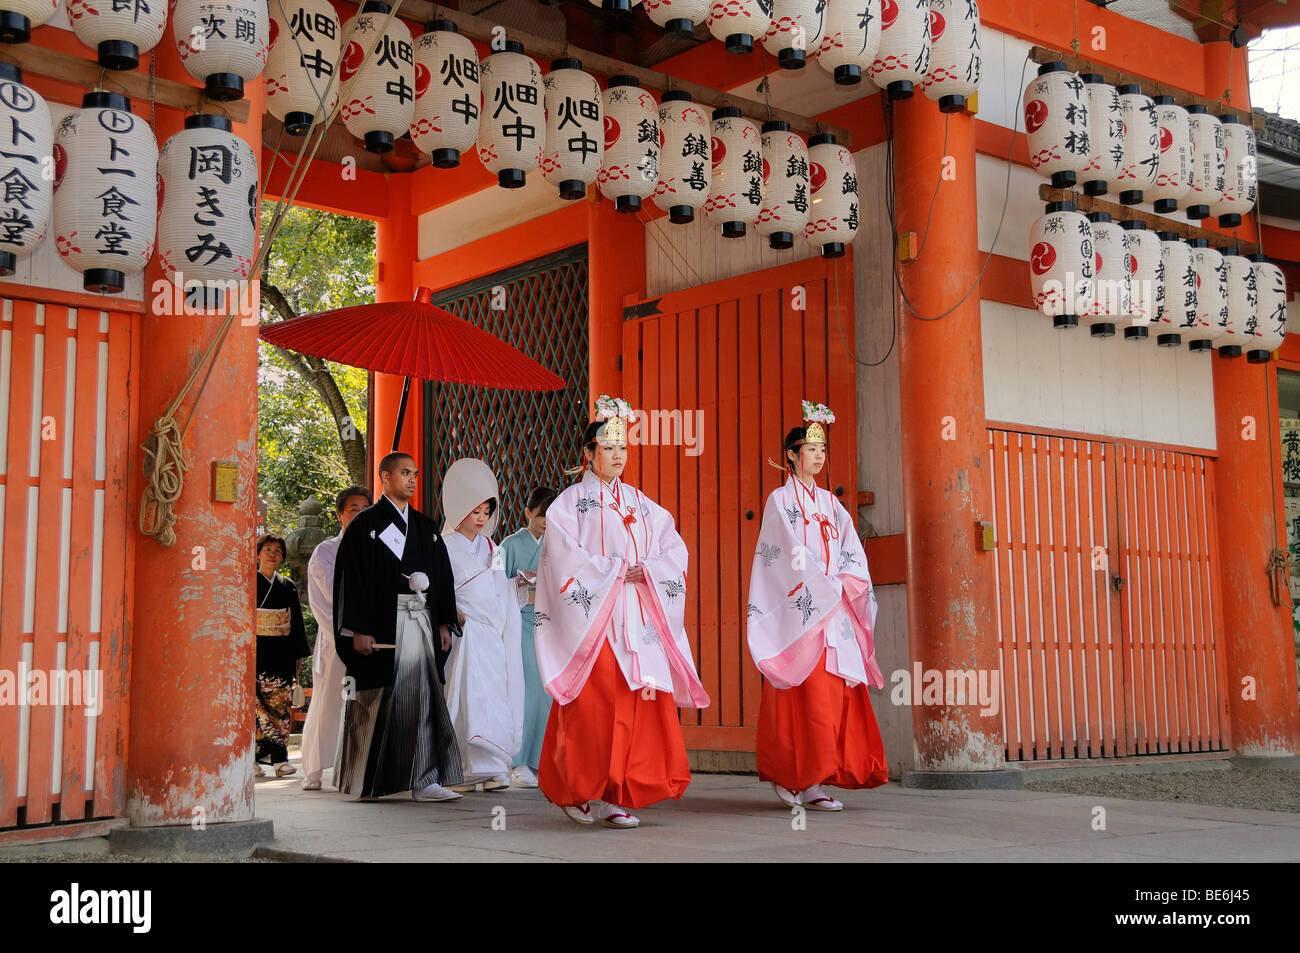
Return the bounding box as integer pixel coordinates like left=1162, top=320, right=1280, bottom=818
left=1025, top=768, right=1300, bottom=813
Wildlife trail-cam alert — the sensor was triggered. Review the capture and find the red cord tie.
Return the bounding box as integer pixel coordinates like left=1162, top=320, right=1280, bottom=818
left=813, top=513, right=839, bottom=576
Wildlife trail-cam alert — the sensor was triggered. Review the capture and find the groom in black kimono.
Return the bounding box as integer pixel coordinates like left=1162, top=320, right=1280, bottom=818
left=332, top=451, right=464, bottom=801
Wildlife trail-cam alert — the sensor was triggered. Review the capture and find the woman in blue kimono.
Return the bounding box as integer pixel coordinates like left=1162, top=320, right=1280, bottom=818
left=500, top=486, right=557, bottom=787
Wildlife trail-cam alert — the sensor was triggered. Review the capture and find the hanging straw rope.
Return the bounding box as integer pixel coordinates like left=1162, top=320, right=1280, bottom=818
left=139, top=0, right=406, bottom=545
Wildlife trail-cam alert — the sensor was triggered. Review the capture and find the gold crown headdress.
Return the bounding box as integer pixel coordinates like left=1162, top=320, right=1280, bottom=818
left=593, top=393, right=633, bottom=445
left=798, top=399, right=835, bottom=446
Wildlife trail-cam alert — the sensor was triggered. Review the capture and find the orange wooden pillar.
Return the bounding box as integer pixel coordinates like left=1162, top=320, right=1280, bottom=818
left=373, top=175, right=422, bottom=495
left=587, top=196, right=642, bottom=407
left=123, top=56, right=266, bottom=832
left=893, top=96, right=1009, bottom=779
left=1207, top=39, right=1300, bottom=757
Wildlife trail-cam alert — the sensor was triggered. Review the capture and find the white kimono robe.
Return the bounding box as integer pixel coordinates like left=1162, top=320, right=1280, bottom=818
left=443, top=531, right=524, bottom=781
left=534, top=470, right=709, bottom=708
left=302, top=533, right=348, bottom=785
left=746, top=476, right=885, bottom=690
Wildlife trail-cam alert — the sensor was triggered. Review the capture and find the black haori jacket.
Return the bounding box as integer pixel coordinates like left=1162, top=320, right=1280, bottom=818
left=332, top=495, right=459, bottom=690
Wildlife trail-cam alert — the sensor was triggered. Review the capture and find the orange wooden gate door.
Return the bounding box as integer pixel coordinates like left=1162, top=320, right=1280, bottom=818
left=0, top=297, right=136, bottom=833
left=622, top=257, right=857, bottom=752
left=989, top=427, right=1230, bottom=761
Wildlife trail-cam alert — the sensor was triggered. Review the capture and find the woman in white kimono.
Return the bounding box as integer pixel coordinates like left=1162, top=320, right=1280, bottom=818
left=534, top=395, right=710, bottom=829
left=441, top=458, right=524, bottom=791
left=745, top=401, right=888, bottom=811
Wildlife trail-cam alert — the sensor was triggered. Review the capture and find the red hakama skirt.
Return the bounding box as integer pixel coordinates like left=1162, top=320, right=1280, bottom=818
left=539, top=641, right=691, bottom=809
left=756, top=649, right=889, bottom=793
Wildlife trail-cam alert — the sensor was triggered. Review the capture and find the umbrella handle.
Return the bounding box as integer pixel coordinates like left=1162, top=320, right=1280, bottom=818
left=392, top=375, right=412, bottom=453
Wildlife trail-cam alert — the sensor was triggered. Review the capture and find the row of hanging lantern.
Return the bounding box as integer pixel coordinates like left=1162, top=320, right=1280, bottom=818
left=0, top=64, right=258, bottom=295
left=1023, top=61, right=1258, bottom=227
left=1027, top=199, right=1287, bottom=362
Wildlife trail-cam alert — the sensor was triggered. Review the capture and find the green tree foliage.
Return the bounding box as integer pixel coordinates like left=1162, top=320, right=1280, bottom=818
left=258, top=203, right=375, bottom=536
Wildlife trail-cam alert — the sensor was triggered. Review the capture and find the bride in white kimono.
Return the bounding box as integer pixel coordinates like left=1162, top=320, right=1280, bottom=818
left=441, top=458, right=525, bottom=791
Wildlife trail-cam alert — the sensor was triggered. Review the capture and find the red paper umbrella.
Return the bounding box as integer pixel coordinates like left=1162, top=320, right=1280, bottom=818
left=260, top=286, right=567, bottom=450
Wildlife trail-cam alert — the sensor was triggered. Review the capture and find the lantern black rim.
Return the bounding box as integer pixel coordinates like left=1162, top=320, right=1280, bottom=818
left=669, top=205, right=694, bottom=224
left=205, top=73, right=245, bottom=102
left=431, top=148, right=460, bottom=169
left=1053, top=314, right=1079, bottom=329
left=722, top=221, right=747, bottom=238
left=1090, top=323, right=1116, bottom=338
left=284, top=111, right=314, bottom=136
left=558, top=179, right=586, bottom=201
left=768, top=231, right=794, bottom=250
left=661, top=90, right=692, bottom=103
left=424, top=19, right=458, bottom=33
left=550, top=58, right=583, bottom=72
left=1218, top=345, right=1242, bottom=359
left=0, top=11, right=30, bottom=43
left=1218, top=213, right=1242, bottom=228
left=1186, top=204, right=1210, bottom=220
left=1188, top=339, right=1214, bottom=352
left=609, top=74, right=640, bottom=88
left=664, top=18, right=694, bottom=38
left=97, top=40, right=139, bottom=71
left=808, top=133, right=837, bottom=147
left=834, top=64, right=861, bottom=85
left=725, top=34, right=754, bottom=55
left=1050, top=170, right=1078, bottom=189
left=761, top=120, right=789, bottom=134
left=1118, top=189, right=1143, bottom=206
left=0, top=61, right=19, bottom=83
left=778, top=48, right=806, bottom=70
left=615, top=194, right=642, bottom=213
left=938, top=94, right=966, bottom=113
left=0, top=249, right=13, bottom=276
left=604, top=0, right=632, bottom=12
left=1153, top=199, right=1178, bottom=214
left=498, top=168, right=526, bottom=189
left=361, top=1, right=391, bottom=13
left=1124, top=326, right=1150, bottom=341
left=83, top=90, right=131, bottom=112
left=186, top=113, right=233, bottom=132
left=364, top=130, right=395, bottom=153
left=1083, top=180, right=1108, bottom=196
left=1157, top=333, right=1182, bottom=347
left=1247, top=349, right=1272, bottom=364
left=887, top=80, right=914, bottom=101
left=84, top=269, right=125, bottom=295
left=821, top=241, right=846, bottom=259
left=712, top=106, right=743, bottom=120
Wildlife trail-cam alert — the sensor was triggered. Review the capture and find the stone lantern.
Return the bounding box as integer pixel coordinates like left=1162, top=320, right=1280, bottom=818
left=284, top=495, right=328, bottom=600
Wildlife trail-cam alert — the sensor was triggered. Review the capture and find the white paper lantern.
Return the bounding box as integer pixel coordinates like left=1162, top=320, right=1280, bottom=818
left=1022, top=62, right=1090, bottom=189
left=265, top=0, right=339, bottom=136
left=157, top=113, right=257, bottom=293
left=0, top=64, right=50, bottom=276
left=541, top=58, right=601, bottom=201
left=477, top=41, right=545, bottom=189
left=173, top=0, right=270, bottom=101
left=707, top=0, right=770, bottom=55
left=0, top=0, right=58, bottom=43
left=337, top=2, right=414, bottom=154
left=654, top=90, right=710, bottom=224
left=645, top=0, right=710, bottom=39
left=1245, top=255, right=1287, bottom=363
left=1184, top=105, right=1224, bottom=222
left=1111, top=84, right=1158, bottom=206
left=763, top=0, right=826, bottom=70
left=813, top=0, right=879, bottom=85
left=1028, top=200, right=1092, bottom=328
left=869, top=0, right=931, bottom=100
left=68, top=0, right=168, bottom=69
left=705, top=107, right=763, bottom=238
left=1187, top=238, right=1225, bottom=352
left=1083, top=211, right=1128, bottom=338
left=52, top=91, right=157, bottom=294
left=597, top=76, right=658, bottom=213
left=1143, top=95, right=1192, bottom=214
left=1216, top=248, right=1253, bottom=358
left=923, top=0, right=979, bottom=112
left=755, top=121, right=809, bottom=250
left=1156, top=231, right=1195, bottom=347
left=1080, top=75, right=1122, bottom=197
left=410, top=21, right=480, bottom=166
left=1210, top=114, right=1256, bottom=229
left=1120, top=219, right=1162, bottom=342
left=589, top=0, right=641, bottom=14
left=805, top=132, right=857, bottom=258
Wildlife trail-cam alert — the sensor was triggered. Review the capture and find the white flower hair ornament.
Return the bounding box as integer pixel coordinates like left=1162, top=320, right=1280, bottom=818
left=593, top=394, right=632, bottom=444
left=801, top=400, right=834, bottom=446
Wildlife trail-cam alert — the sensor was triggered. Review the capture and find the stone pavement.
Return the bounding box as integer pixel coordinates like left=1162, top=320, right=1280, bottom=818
left=252, top=771, right=1300, bottom=862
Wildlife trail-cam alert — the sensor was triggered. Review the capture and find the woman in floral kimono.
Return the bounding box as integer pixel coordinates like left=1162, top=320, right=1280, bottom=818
left=745, top=401, right=888, bottom=811
left=254, top=534, right=309, bottom=778
left=534, top=395, right=710, bottom=829
left=441, top=458, right=525, bottom=791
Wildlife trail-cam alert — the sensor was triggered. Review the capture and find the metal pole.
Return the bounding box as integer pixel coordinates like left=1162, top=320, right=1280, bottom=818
left=391, top=375, right=412, bottom=452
